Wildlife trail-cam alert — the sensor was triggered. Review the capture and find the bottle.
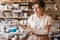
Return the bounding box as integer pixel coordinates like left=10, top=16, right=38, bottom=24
left=4, top=26, right=6, bottom=33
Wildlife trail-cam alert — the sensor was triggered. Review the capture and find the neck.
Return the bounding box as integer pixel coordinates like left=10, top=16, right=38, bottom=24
left=37, top=13, right=44, bottom=18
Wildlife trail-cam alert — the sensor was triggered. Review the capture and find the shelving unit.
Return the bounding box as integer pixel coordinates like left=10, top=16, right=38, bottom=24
left=1, top=10, right=60, bottom=12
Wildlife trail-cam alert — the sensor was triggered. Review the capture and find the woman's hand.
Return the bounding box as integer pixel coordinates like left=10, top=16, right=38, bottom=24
left=24, top=27, right=35, bottom=35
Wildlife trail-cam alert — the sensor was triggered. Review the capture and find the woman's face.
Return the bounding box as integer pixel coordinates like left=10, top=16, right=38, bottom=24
left=32, top=4, right=44, bottom=15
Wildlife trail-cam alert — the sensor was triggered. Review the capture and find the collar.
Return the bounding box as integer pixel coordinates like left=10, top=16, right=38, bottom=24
left=34, top=13, right=46, bottom=18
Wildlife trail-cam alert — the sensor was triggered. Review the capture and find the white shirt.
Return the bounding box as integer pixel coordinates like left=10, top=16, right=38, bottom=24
left=28, top=14, right=52, bottom=30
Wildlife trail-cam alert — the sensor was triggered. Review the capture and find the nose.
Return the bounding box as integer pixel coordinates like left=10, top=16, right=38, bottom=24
left=33, top=8, right=37, bottom=11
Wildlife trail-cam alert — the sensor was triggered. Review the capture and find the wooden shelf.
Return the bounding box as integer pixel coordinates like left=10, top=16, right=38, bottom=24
left=0, top=32, right=24, bottom=34
left=0, top=1, right=55, bottom=4
left=13, top=10, right=22, bottom=12
left=44, top=1, right=56, bottom=4
left=2, top=10, right=33, bottom=12
left=22, top=10, right=33, bottom=12
left=4, top=24, right=27, bottom=26
left=3, top=24, right=16, bottom=26
left=1, top=1, right=13, bottom=4
left=0, top=17, right=28, bottom=19
left=45, top=10, right=60, bottom=12
left=53, top=10, right=60, bottom=12
left=1, top=1, right=35, bottom=3
left=52, top=20, right=60, bottom=22
left=45, top=10, right=54, bottom=12
left=3, top=10, right=12, bottom=12
left=1, top=10, right=60, bottom=12
left=53, top=35, right=60, bottom=37
left=13, top=1, right=35, bottom=3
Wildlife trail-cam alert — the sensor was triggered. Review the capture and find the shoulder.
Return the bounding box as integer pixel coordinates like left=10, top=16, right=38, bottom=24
left=28, top=14, right=35, bottom=19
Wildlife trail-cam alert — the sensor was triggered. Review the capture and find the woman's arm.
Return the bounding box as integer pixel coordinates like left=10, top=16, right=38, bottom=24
left=24, top=24, right=33, bottom=34
left=46, top=25, right=51, bottom=34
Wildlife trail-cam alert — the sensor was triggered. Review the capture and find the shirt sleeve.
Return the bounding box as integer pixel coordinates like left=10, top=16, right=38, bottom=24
left=47, top=17, right=52, bottom=25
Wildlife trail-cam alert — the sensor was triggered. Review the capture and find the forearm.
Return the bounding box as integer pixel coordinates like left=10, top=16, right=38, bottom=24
left=32, top=29, right=48, bottom=35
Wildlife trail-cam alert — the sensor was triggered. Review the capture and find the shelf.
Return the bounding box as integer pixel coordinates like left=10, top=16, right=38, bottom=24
left=1, top=1, right=35, bottom=3
left=1, top=10, right=60, bottom=12
left=13, top=1, right=35, bottom=3
left=1, top=1, right=56, bottom=3
left=45, top=10, right=60, bottom=12
left=3, top=10, right=12, bottom=12
left=53, top=35, right=60, bottom=37
left=22, top=10, right=33, bottom=12
left=1, top=10, right=33, bottom=12
left=1, top=1, right=13, bottom=4
left=13, top=10, right=22, bottom=12
left=0, top=23, right=27, bottom=26
left=53, top=10, right=60, bottom=12
left=45, top=10, right=54, bottom=12
left=44, top=1, right=56, bottom=4
left=52, top=20, right=60, bottom=22
left=0, top=17, right=28, bottom=19
left=0, top=32, right=22, bottom=34
left=3, top=24, right=16, bottom=26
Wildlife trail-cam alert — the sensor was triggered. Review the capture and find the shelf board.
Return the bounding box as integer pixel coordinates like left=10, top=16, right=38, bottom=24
left=44, top=1, right=56, bottom=4
left=23, top=10, right=60, bottom=12
left=45, top=10, right=54, bottom=12
left=3, top=24, right=16, bottom=26
left=1, top=10, right=60, bottom=12
left=13, top=10, right=22, bottom=12
left=52, top=20, right=60, bottom=22
left=0, top=32, right=21, bottom=34
left=13, top=1, right=35, bottom=3
left=53, top=35, right=60, bottom=37
left=1, top=1, right=35, bottom=3
left=3, top=10, right=12, bottom=12
left=0, top=1, right=56, bottom=4
left=53, top=10, right=60, bottom=12
left=4, top=24, right=27, bottom=26
left=1, top=1, right=13, bottom=4
left=22, top=10, right=33, bottom=12
left=0, top=17, right=28, bottom=19
left=2, top=10, right=33, bottom=12
left=45, top=10, right=60, bottom=12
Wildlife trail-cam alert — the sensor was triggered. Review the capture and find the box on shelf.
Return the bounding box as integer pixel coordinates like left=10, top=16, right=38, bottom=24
left=4, top=12, right=12, bottom=18
left=12, top=12, right=20, bottom=18
left=13, top=4, right=19, bottom=8
left=20, top=6, right=29, bottom=11
left=0, top=4, right=5, bottom=10
left=20, top=12, right=25, bottom=17
left=5, top=4, right=12, bottom=10
left=23, top=12, right=28, bottom=17
left=45, top=5, right=54, bottom=10
left=0, top=11, right=5, bottom=18
left=19, top=20, right=27, bottom=25
left=13, top=4, right=19, bottom=10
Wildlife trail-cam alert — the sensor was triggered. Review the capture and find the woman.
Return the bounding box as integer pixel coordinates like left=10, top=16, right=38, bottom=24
left=26, top=0, right=52, bottom=40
